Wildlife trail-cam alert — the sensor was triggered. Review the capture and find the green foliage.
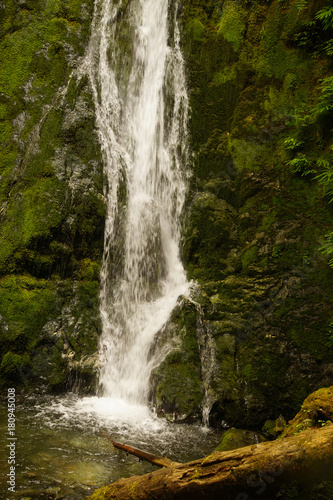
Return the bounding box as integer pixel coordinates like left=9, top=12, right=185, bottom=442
left=315, top=76, right=333, bottom=115
left=314, top=160, right=333, bottom=202
left=315, top=6, right=333, bottom=31
left=286, top=154, right=315, bottom=176
left=295, top=0, right=308, bottom=12
left=324, top=39, right=333, bottom=55
left=284, top=137, right=304, bottom=151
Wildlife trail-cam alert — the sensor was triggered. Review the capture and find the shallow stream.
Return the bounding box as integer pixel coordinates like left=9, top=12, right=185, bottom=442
left=1, top=393, right=221, bottom=499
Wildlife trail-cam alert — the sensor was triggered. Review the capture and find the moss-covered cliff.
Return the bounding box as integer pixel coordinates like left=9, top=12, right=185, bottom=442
left=150, top=0, right=333, bottom=428
left=0, top=0, right=105, bottom=391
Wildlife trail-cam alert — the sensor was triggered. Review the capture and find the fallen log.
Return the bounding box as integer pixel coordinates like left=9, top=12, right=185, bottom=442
left=89, top=424, right=333, bottom=500
left=102, top=432, right=181, bottom=468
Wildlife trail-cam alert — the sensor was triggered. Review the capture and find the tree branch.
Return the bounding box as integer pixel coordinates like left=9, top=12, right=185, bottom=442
left=102, top=432, right=181, bottom=468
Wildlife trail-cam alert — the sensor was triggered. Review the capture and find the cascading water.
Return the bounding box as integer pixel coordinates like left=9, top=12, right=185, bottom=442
left=84, top=0, right=190, bottom=404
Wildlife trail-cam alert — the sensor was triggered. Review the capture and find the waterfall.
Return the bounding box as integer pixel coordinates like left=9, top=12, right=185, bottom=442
left=84, top=0, right=190, bottom=404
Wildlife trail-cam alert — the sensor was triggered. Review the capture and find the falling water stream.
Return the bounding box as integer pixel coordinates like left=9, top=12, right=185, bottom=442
left=87, top=0, right=191, bottom=403
left=1, top=2, right=223, bottom=498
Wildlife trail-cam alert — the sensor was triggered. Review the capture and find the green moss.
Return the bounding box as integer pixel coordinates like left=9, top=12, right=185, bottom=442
left=0, top=275, right=58, bottom=344
left=214, top=427, right=266, bottom=452
left=256, top=1, right=302, bottom=79
left=150, top=300, right=204, bottom=420
left=186, top=18, right=206, bottom=42
left=0, top=178, right=66, bottom=268
left=217, top=1, right=246, bottom=52
left=78, top=259, right=101, bottom=281
left=259, top=212, right=277, bottom=232
left=0, top=351, right=31, bottom=384
left=0, top=0, right=101, bottom=394
left=241, top=245, right=259, bottom=270
left=228, top=137, right=269, bottom=172
left=184, top=192, right=237, bottom=281
left=212, top=65, right=237, bottom=86
left=282, top=386, right=333, bottom=437
left=154, top=360, right=204, bottom=420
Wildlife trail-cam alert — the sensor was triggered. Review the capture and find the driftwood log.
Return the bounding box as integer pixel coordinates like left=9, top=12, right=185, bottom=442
left=102, top=433, right=181, bottom=468
left=89, top=424, right=333, bottom=500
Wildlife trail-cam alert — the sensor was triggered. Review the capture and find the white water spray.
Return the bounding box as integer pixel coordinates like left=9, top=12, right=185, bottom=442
left=84, top=0, right=190, bottom=404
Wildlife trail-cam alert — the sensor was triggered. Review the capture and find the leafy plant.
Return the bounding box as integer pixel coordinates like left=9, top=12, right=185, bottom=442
left=324, top=39, right=333, bottom=55
left=314, top=158, right=333, bottom=201
left=314, top=76, right=333, bottom=115
left=286, top=154, right=315, bottom=176
left=315, top=6, right=333, bottom=31
left=284, top=137, right=304, bottom=151
left=295, top=0, right=308, bottom=12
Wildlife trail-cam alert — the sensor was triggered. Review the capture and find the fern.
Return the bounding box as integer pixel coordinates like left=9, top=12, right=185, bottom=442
left=284, top=137, right=304, bottom=150
left=316, top=158, right=331, bottom=168
left=324, top=39, right=333, bottom=55
left=295, top=0, right=308, bottom=12
left=287, top=154, right=315, bottom=176
left=314, top=76, right=333, bottom=115
left=314, top=161, right=333, bottom=202
left=320, top=232, right=333, bottom=266
left=316, top=6, right=333, bottom=31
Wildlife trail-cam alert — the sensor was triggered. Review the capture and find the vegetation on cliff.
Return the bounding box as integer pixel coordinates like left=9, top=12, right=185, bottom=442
left=0, top=0, right=105, bottom=391
left=150, top=0, right=333, bottom=427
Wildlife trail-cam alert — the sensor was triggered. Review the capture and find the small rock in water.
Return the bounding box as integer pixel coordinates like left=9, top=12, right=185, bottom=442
left=44, top=486, right=62, bottom=498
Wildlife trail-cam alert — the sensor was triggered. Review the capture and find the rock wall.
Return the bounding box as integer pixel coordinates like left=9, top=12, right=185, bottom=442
left=150, top=0, right=333, bottom=428
left=0, top=0, right=105, bottom=391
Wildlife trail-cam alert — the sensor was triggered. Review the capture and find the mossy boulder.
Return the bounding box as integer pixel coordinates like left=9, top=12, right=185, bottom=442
left=262, top=414, right=286, bottom=439
left=281, top=386, right=333, bottom=438
left=214, top=427, right=266, bottom=452
left=149, top=298, right=204, bottom=422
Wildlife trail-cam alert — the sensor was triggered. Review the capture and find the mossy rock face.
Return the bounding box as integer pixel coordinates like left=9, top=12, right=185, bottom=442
left=171, top=0, right=333, bottom=427
left=149, top=298, right=205, bottom=422
left=214, top=427, right=266, bottom=452
left=0, top=0, right=103, bottom=392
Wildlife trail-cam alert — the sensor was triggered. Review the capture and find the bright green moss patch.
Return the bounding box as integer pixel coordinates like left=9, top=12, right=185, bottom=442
left=241, top=245, right=259, bottom=270
left=214, top=427, right=266, bottom=452
left=212, top=65, right=237, bottom=86
left=0, top=275, right=58, bottom=347
left=0, top=178, right=66, bottom=267
left=186, top=18, right=206, bottom=42
left=217, top=1, right=246, bottom=52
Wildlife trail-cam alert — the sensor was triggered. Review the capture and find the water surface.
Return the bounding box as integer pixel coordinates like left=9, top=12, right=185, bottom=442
left=1, top=394, right=221, bottom=499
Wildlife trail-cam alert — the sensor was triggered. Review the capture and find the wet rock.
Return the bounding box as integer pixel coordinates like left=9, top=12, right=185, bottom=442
left=262, top=414, right=286, bottom=439
left=214, top=427, right=266, bottom=452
